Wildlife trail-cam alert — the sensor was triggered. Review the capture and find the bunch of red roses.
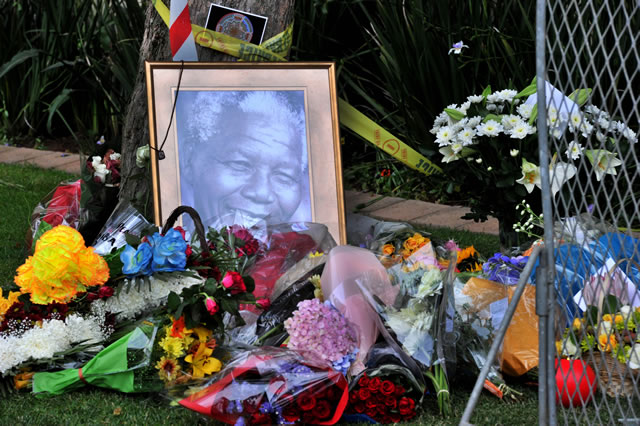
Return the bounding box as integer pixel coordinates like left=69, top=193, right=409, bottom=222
left=346, top=372, right=418, bottom=423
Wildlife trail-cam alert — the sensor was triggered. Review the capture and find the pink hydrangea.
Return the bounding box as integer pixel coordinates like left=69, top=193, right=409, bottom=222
left=284, top=299, right=357, bottom=362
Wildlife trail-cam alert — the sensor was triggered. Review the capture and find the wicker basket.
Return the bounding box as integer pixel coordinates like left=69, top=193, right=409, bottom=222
left=589, top=351, right=639, bottom=398
left=161, top=205, right=210, bottom=257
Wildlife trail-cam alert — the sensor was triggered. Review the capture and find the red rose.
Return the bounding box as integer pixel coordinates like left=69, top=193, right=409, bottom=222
left=384, top=395, right=397, bottom=409
left=358, top=388, right=371, bottom=401
left=375, top=393, right=385, bottom=403
left=365, top=399, right=376, bottom=409
left=376, top=404, right=387, bottom=415
left=297, top=392, right=316, bottom=411
left=394, top=384, right=405, bottom=396
left=205, top=297, right=219, bottom=315
left=365, top=407, right=377, bottom=419
left=97, top=286, right=114, bottom=299
left=282, top=406, right=300, bottom=423
left=221, top=271, right=247, bottom=294
left=354, top=402, right=365, bottom=413
left=398, top=397, right=415, bottom=415
left=302, top=412, right=315, bottom=424
left=185, top=245, right=192, bottom=257
left=349, top=392, right=358, bottom=404
left=86, top=292, right=99, bottom=301
left=380, top=380, right=395, bottom=396
left=257, top=298, right=271, bottom=310
left=368, top=377, right=382, bottom=393
left=312, top=399, right=331, bottom=419
left=390, top=412, right=402, bottom=423
left=358, top=374, right=369, bottom=388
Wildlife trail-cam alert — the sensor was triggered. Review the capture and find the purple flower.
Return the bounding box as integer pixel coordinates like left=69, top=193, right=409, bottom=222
left=483, top=253, right=529, bottom=285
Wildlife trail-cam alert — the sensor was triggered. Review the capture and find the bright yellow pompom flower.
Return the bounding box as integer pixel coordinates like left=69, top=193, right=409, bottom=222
left=14, top=226, right=109, bottom=304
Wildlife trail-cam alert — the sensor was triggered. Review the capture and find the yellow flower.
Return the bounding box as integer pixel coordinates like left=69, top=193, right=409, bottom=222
left=555, top=341, right=564, bottom=356
left=14, top=226, right=109, bottom=304
left=597, top=334, right=617, bottom=352
left=602, top=314, right=612, bottom=322
left=308, top=251, right=324, bottom=258
left=192, top=327, right=212, bottom=343
left=614, top=314, right=625, bottom=326
left=403, top=237, right=420, bottom=252
left=159, top=335, right=186, bottom=358
left=381, top=244, right=395, bottom=256
left=572, top=318, right=582, bottom=331
left=185, top=343, right=222, bottom=378
left=155, top=357, right=179, bottom=382
left=457, top=246, right=478, bottom=263
left=0, top=289, right=21, bottom=320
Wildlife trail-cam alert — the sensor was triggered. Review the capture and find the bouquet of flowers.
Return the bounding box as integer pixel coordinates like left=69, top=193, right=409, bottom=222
left=482, top=253, right=529, bottom=285
left=85, top=149, right=121, bottom=186
left=284, top=298, right=359, bottom=375
left=367, top=222, right=432, bottom=268
left=431, top=79, right=637, bottom=248
left=345, top=365, right=423, bottom=423
left=176, top=347, right=349, bottom=425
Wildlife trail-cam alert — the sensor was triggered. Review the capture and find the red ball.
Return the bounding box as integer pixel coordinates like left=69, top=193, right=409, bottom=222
left=555, top=359, right=597, bottom=407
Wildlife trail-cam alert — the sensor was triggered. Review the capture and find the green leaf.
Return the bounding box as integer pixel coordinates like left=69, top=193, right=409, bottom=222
left=496, top=177, right=515, bottom=188
left=124, top=233, right=141, bottom=247
left=444, top=108, right=465, bottom=121
left=601, top=294, right=620, bottom=315
left=0, top=49, right=40, bottom=80
left=528, top=104, right=538, bottom=125
left=167, top=291, right=180, bottom=311
left=482, top=114, right=501, bottom=123
left=243, top=276, right=255, bottom=294
left=203, top=279, right=217, bottom=294
left=481, top=85, right=492, bottom=97
left=568, top=88, right=592, bottom=106
left=46, top=88, right=73, bottom=134
left=515, top=81, right=537, bottom=98
left=219, top=298, right=234, bottom=314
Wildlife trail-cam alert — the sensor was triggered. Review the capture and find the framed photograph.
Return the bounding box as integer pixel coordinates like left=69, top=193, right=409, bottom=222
left=145, top=62, right=346, bottom=244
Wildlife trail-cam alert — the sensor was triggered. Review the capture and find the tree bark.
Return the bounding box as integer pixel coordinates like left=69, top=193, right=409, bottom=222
left=119, top=0, right=295, bottom=218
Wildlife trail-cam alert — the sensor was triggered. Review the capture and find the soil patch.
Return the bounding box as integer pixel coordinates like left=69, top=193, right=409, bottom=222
left=10, top=135, right=81, bottom=154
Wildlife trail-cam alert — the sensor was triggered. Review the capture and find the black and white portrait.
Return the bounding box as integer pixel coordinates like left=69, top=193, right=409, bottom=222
left=175, top=90, right=312, bottom=231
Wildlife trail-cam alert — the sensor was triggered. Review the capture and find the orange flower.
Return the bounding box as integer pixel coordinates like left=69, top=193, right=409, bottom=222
left=597, top=334, right=617, bottom=352
left=457, top=246, right=478, bottom=263
left=381, top=244, right=395, bottom=256
left=13, top=371, right=34, bottom=390
left=14, top=226, right=109, bottom=304
left=602, top=314, right=612, bottom=322
left=403, top=237, right=420, bottom=252
left=170, top=316, right=192, bottom=338
left=614, top=314, right=625, bottom=326
left=572, top=318, right=582, bottom=331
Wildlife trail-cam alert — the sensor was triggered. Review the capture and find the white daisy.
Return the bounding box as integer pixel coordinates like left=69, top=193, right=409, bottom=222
left=565, top=141, right=584, bottom=160
left=476, top=120, right=503, bottom=137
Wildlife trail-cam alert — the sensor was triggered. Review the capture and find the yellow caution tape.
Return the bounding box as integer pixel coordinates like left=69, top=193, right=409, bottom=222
left=152, top=0, right=442, bottom=176
left=338, top=100, right=442, bottom=176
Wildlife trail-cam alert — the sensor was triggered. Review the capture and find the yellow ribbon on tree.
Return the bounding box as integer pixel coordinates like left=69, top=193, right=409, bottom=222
left=152, top=0, right=442, bottom=176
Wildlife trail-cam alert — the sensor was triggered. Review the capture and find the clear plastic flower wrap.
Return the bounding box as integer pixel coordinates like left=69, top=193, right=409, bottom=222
left=176, top=347, right=349, bottom=425
left=247, top=222, right=336, bottom=305
left=92, top=201, right=151, bottom=256
left=29, top=179, right=84, bottom=250
left=366, top=222, right=433, bottom=268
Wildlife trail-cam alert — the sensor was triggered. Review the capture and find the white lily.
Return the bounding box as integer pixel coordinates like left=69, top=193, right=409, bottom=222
left=585, top=149, right=623, bottom=181
left=550, top=161, right=577, bottom=196
left=439, top=146, right=460, bottom=163
left=516, top=158, right=541, bottom=193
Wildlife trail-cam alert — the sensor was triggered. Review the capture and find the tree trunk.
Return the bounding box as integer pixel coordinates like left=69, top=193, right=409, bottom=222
left=119, top=0, right=295, bottom=218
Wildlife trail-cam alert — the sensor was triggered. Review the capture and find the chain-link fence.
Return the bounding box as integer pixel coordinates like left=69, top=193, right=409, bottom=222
left=537, top=0, right=640, bottom=424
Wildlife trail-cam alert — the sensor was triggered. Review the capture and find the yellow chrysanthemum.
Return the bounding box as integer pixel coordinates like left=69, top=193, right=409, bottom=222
left=308, top=251, right=324, bottom=258
left=155, top=357, right=180, bottom=382
left=614, top=314, right=625, bottom=325
left=572, top=318, right=582, bottom=331
left=0, top=288, right=21, bottom=319
left=602, top=314, right=612, bottom=322
left=159, top=335, right=186, bottom=358
left=381, top=244, right=395, bottom=256
left=597, top=334, right=617, bottom=352
left=555, top=341, right=564, bottom=356
left=14, top=226, right=109, bottom=304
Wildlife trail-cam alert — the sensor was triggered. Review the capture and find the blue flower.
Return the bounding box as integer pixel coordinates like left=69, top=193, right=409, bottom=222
left=120, top=242, right=153, bottom=277
left=148, top=229, right=187, bottom=273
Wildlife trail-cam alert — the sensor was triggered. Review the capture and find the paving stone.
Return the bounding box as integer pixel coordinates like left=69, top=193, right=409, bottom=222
left=454, top=218, right=499, bottom=234
left=368, top=199, right=450, bottom=221
left=356, top=195, right=405, bottom=213
left=57, top=160, right=83, bottom=175
left=411, top=205, right=472, bottom=228
left=344, top=190, right=382, bottom=212
left=0, top=145, right=12, bottom=154
left=366, top=199, right=449, bottom=222
left=28, top=152, right=81, bottom=170
left=0, top=147, right=51, bottom=163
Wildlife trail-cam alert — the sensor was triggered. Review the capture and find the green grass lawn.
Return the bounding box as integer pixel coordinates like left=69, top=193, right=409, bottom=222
left=0, top=162, right=546, bottom=425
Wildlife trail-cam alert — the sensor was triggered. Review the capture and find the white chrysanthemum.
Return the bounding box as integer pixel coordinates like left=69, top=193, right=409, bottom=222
left=467, top=116, right=483, bottom=127
left=580, top=120, right=594, bottom=138
left=497, top=89, right=518, bottom=102
left=568, top=111, right=583, bottom=131
left=597, top=116, right=610, bottom=129
left=508, top=121, right=535, bottom=139
left=435, top=126, right=455, bottom=146
left=595, top=131, right=607, bottom=142
left=502, top=114, right=522, bottom=129
left=486, top=93, right=500, bottom=103
left=517, top=103, right=534, bottom=120
left=457, top=127, right=476, bottom=145
left=467, top=95, right=484, bottom=103
left=565, top=141, right=584, bottom=160
left=476, top=120, right=503, bottom=137
left=451, top=142, right=463, bottom=154
left=458, top=101, right=471, bottom=114
left=486, top=104, right=497, bottom=112
left=510, top=149, right=519, bottom=157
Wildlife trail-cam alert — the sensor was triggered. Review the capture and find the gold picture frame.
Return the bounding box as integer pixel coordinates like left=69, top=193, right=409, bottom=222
left=145, top=61, right=346, bottom=244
